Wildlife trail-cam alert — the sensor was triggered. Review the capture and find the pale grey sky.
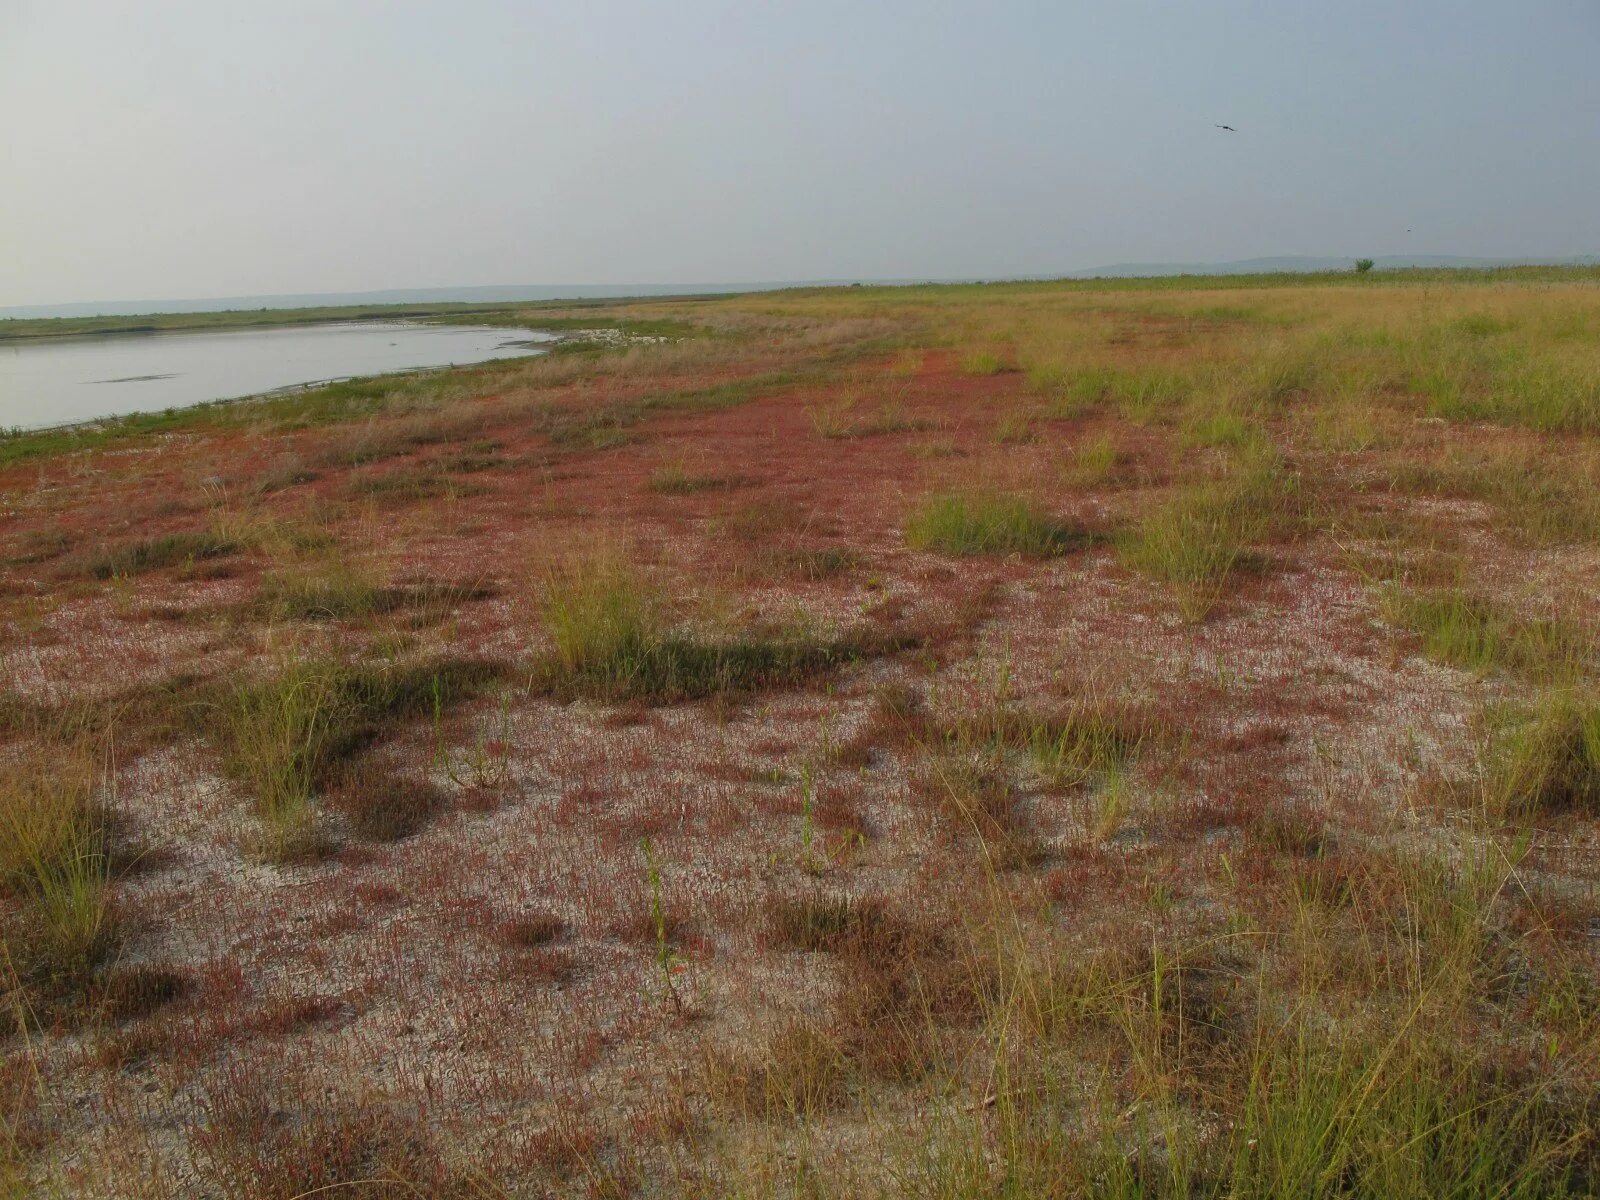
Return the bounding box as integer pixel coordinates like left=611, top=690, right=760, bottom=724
left=3, top=0, right=1597, bottom=307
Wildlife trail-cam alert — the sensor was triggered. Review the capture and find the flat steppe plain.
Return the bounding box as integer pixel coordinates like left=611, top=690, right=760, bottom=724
left=4, top=269, right=1600, bottom=1197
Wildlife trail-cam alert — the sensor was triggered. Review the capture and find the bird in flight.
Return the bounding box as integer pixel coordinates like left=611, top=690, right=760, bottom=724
left=1215, top=124, right=1237, bottom=132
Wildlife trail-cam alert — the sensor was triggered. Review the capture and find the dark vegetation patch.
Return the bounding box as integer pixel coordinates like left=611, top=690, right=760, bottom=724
left=497, top=912, right=567, bottom=949
left=346, top=469, right=490, bottom=505
left=7, top=528, right=75, bottom=566
left=91, top=965, right=193, bottom=1022
left=756, top=545, right=861, bottom=580
left=914, top=755, right=1040, bottom=867
left=81, top=532, right=238, bottom=580
left=528, top=368, right=807, bottom=452
left=1488, top=693, right=1600, bottom=820
left=646, top=461, right=752, bottom=495
left=191, top=1089, right=460, bottom=1200
left=714, top=898, right=984, bottom=1116
left=535, top=624, right=915, bottom=706
left=253, top=572, right=495, bottom=623
left=324, top=760, right=449, bottom=842
left=1381, top=584, right=1590, bottom=678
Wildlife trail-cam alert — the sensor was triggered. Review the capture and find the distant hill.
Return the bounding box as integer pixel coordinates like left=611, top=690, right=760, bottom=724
left=1066, top=254, right=1600, bottom=278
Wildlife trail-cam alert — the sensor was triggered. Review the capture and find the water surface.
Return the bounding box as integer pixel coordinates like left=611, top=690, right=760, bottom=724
left=0, top=321, right=551, bottom=431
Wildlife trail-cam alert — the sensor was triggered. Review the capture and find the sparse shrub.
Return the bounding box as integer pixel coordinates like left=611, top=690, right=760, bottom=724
left=756, top=545, right=860, bottom=581
left=889, top=349, right=924, bottom=376
left=1386, top=442, right=1600, bottom=545
left=248, top=456, right=320, bottom=495
left=809, top=390, right=931, bottom=439
left=912, top=436, right=960, bottom=458
left=715, top=496, right=812, bottom=543
left=1355, top=257, right=1375, bottom=273
left=1064, top=432, right=1125, bottom=487
left=917, top=754, right=1038, bottom=867
left=1179, top=405, right=1261, bottom=449
left=325, top=760, right=446, bottom=842
left=497, top=912, right=566, bottom=948
left=219, top=658, right=345, bottom=858
left=1248, top=804, right=1331, bottom=858
left=1028, top=363, right=1132, bottom=417
left=640, top=837, right=686, bottom=1012
left=347, top=468, right=487, bottom=505
left=93, top=964, right=192, bottom=1022
left=255, top=560, right=384, bottom=622
left=830, top=683, right=928, bottom=766
left=905, top=491, right=1086, bottom=557
left=537, top=548, right=656, bottom=679
left=8, top=528, right=73, bottom=565
left=991, top=407, right=1038, bottom=444
left=769, top=893, right=876, bottom=951
left=705, top=1020, right=848, bottom=1119
left=255, top=564, right=489, bottom=623
left=191, top=1086, right=455, bottom=1200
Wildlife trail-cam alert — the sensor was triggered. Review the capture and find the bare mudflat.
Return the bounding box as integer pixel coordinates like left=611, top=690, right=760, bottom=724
left=2, top=271, right=1600, bottom=1197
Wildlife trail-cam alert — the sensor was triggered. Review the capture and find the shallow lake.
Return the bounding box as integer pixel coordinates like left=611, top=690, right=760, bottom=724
left=0, top=321, right=552, bottom=431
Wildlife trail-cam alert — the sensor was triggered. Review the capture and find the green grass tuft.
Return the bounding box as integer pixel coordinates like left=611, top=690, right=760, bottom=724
left=217, top=655, right=504, bottom=857
left=1119, top=448, right=1299, bottom=620
left=536, top=551, right=907, bottom=703
left=0, top=748, right=112, bottom=989
left=1381, top=585, right=1590, bottom=679
left=905, top=491, right=1087, bottom=557
left=84, top=532, right=238, bottom=580
left=1486, top=692, right=1600, bottom=820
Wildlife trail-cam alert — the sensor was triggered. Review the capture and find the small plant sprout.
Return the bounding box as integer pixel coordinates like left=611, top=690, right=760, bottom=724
left=640, top=838, right=686, bottom=1013
left=1094, top=766, right=1130, bottom=840
left=798, top=765, right=821, bottom=875
left=441, top=692, right=514, bottom=791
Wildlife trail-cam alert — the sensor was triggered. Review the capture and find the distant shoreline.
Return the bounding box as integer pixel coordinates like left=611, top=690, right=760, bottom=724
left=0, top=303, right=626, bottom=345
left=7, top=255, right=1597, bottom=323
left=7, top=263, right=1600, bottom=345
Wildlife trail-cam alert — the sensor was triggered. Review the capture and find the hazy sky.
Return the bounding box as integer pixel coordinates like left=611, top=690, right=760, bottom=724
left=3, top=0, right=1597, bottom=306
